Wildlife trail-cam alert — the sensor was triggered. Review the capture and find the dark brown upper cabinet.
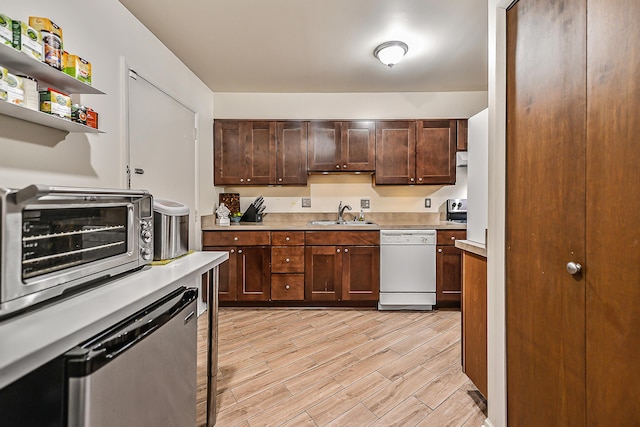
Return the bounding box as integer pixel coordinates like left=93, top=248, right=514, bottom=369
left=456, top=119, right=468, bottom=151
left=276, top=121, right=307, bottom=185
left=375, top=120, right=457, bottom=185
left=307, top=121, right=375, bottom=172
left=214, top=120, right=276, bottom=185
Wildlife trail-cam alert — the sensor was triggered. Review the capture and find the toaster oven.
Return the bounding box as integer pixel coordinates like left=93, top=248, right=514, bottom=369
left=0, top=185, right=153, bottom=317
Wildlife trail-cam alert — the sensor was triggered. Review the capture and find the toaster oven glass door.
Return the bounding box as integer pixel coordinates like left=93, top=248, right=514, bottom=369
left=21, top=206, right=129, bottom=280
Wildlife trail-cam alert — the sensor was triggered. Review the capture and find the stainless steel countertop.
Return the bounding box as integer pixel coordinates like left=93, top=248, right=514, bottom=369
left=0, top=251, right=228, bottom=389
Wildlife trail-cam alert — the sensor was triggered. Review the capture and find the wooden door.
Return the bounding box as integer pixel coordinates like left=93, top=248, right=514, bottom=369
left=416, top=120, right=457, bottom=184
left=236, top=246, right=270, bottom=301
left=305, top=246, right=341, bottom=301
left=374, top=121, right=416, bottom=184
left=506, top=0, right=587, bottom=425
left=342, top=246, right=379, bottom=301
left=436, top=245, right=462, bottom=307
left=205, top=246, right=237, bottom=301
left=214, top=120, right=244, bottom=185
left=244, top=121, right=276, bottom=185
left=276, top=121, right=307, bottom=185
left=342, top=122, right=375, bottom=171
left=307, top=121, right=341, bottom=171
left=585, top=0, right=640, bottom=423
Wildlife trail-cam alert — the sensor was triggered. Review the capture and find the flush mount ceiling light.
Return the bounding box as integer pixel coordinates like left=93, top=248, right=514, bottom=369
left=373, top=41, right=409, bottom=68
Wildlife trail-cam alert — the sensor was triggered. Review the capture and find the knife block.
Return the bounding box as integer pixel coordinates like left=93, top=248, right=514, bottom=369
left=240, top=205, right=263, bottom=222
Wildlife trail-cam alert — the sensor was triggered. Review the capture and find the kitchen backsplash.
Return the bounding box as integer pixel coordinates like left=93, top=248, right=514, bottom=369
left=221, top=168, right=467, bottom=215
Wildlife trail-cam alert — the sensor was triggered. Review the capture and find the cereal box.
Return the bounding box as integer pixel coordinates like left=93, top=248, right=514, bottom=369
left=39, top=87, right=71, bottom=119
left=12, top=21, right=44, bottom=62
left=0, top=14, right=12, bottom=47
left=29, top=17, right=63, bottom=69
left=63, top=52, right=91, bottom=85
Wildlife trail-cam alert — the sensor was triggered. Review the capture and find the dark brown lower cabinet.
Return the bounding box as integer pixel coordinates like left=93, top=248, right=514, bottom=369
left=206, top=246, right=270, bottom=302
left=305, top=245, right=379, bottom=302
left=436, top=245, right=463, bottom=307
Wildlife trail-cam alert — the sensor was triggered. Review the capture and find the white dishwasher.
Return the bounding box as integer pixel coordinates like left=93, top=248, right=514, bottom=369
left=379, top=230, right=437, bottom=310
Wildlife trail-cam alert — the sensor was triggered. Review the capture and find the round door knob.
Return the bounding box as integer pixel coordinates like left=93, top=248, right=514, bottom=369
left=230, top=249, right=235, bottom=254
left=285, top=258, right=290, bottom=263
left=238, top=249, right=243, bottom=254
left=285, top=237, right=290, bottom=241
left=240, top=179, right=244, bottom=182
left=336, top=165, right=340, bottom=169
left=566, top=262, right=582, bottom=275
left=344, top=248, right=348, bottom=253
left=451, top=236, right=456, bottom=241
left=343, top=164, right=347, bottom=168
left=337, top=249, right=341, bottom=253
left=418, top=178, right=423, bottom=182
left=438, top=248, right=443, bottom=253
left=278, top=178, right=283, bottom=182
left=285, top=285, right=290, bottom=290
left=410, top=178, right=415, bottom=182
left=247, top=178, right=251, bottom=182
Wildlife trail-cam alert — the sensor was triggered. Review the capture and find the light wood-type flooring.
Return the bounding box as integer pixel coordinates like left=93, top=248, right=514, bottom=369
left=196, top=308, right=486, bottom=427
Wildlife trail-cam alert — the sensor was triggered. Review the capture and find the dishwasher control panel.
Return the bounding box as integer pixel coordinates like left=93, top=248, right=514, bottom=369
left=380, top=230, right=436, bottom=245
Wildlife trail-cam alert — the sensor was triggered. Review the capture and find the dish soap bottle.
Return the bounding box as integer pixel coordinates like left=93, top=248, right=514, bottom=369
left=358, top=209, right=365, bottom=221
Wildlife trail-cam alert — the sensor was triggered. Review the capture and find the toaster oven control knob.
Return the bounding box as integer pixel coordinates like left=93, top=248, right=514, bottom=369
left=141, top=248, right=152, bottom=260
left=142, top=230, right=152, bottom=242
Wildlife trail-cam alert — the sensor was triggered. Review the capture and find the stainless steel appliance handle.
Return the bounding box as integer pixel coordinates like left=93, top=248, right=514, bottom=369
left=15, top=184, right=150, bottom=204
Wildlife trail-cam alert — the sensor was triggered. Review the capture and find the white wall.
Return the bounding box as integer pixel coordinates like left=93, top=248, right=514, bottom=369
left=0, top=0, right=215, bottom=249
left=466, top=108, right=488, bottom=243
left=213, top=91, right=487, bottom=215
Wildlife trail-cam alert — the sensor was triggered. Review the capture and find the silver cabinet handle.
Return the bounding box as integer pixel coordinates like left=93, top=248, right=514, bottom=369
left=336, top=165, right=340, bottom=169
left=238, top=249, right=243, bottom=254
left=285, top=258, right=290, bottom=263
left=285, top=285, right=290, bottom=290
left=438, top=248, right=443, bottom=253
left=344, top=248, right=349, bottom=253
left=418, top=178, right=423, bottom=182
left=343, top=164, right=347, bottom=168
left=285, top=237, right=290, bottom=241
left=337, top=248, right=341, bottom=253
left=230, top=249, right=235, bottom=254
left=410, top=178, right=415, bottom=182
left=278, top=178, right=283, bottom=182
left=240, top=179, right=244, bottom=182
left=134, top=168, right=144, bottom=175
left=451, top=236, right=456, bottom=240
left=234, top=237, right=239, bottom=241
left=566, top=262, right=582, bottom=275
left=247, top=178, right=251, bottom=182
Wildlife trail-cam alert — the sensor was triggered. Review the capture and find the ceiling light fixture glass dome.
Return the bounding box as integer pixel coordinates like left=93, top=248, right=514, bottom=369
left=373, top=41, right=409, bottom=68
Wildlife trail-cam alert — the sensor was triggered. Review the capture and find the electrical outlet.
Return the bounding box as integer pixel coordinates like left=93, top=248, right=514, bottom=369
left=425, top=198, right=431, bottom=208
left=360, top=199, right=370, bottom=209
left=302, top=198, right=311, bottom=208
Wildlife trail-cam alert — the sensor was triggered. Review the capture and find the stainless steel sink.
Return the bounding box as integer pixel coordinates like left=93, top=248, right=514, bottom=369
left=308, top=220, right=377, bottom=226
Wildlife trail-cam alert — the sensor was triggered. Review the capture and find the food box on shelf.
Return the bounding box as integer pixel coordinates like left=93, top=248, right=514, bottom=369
left=3, top=73, right=24, bottom=105
left=0, top=14, right=12, bottom=47
left=85, top=107, right=98, bottom=128
left=17, top=75, right=38, bottom=110
left=39, top=87, right=71, bottom=119
left=0, top=66, right=7, bottom=101
left=11, top=21, right=44, bottom=62
left=63, top=52, right=91, bottom=85
left=29, top=17, right=63, bottom=70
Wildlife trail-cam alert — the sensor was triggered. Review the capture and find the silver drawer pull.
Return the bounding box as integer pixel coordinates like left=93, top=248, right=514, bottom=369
left=285, top=285, right=290, bottom=290
left=285, top=258, right=290, bottom=263
left=285, top=237, right=290, bottom=241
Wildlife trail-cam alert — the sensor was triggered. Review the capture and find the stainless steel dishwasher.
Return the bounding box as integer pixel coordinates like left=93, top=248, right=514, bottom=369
left=65, top=287, right=198, bottom=427
left=379, top=230, right=437, bottom=310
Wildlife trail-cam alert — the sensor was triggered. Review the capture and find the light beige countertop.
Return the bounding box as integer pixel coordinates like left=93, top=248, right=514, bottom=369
left=455, top=239, right=487, bottom=257
left=201, top=212, right=467, bottom=231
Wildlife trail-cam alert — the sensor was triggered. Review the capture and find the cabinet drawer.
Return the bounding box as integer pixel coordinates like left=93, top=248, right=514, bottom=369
left=271, top=231, right=305, bottom=246
left=437, top=230, right=466, bottom=245
left=271, top=274, right=305, bottom=300
left=203, top=231, right=270, bottom=246
left=305, top=231, right=379, bottom=246
left=271, top=247, right=305, bottom=273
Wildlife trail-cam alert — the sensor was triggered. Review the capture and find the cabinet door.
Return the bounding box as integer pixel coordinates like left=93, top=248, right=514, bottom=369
left=375, top=121, right=416, bottom=184
left=307, top=121, right=341, bottom=171
left=342, top=122, right=375, bottom=171
left=276, top=121, right=307, bottom=185
left=436, top=245, right=462, bottom=306
left=416, top=120, right=457, bottom=185
left=305, top=246, right=342, bottom=301
left=244, top=121, right=276, bottom=185
left=456, top=119, right=468, bottom=151
left=204, top=246, right=237, bottom=301
left=237, top=246, right=271, bottom=301
left=214, top=120, right=245, bottom=185
left=342, top=246, right=379, bottom=301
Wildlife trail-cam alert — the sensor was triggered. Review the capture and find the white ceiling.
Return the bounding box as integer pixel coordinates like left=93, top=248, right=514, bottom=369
left=118, top=0, right=488, bottom=93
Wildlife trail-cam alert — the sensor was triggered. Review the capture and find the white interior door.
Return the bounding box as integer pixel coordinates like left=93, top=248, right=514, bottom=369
left=127, top=69, right=198, bottom=249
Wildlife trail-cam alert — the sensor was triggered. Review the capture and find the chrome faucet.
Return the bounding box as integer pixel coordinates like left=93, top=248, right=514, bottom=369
left=338, top=201, right=352, bottom=223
